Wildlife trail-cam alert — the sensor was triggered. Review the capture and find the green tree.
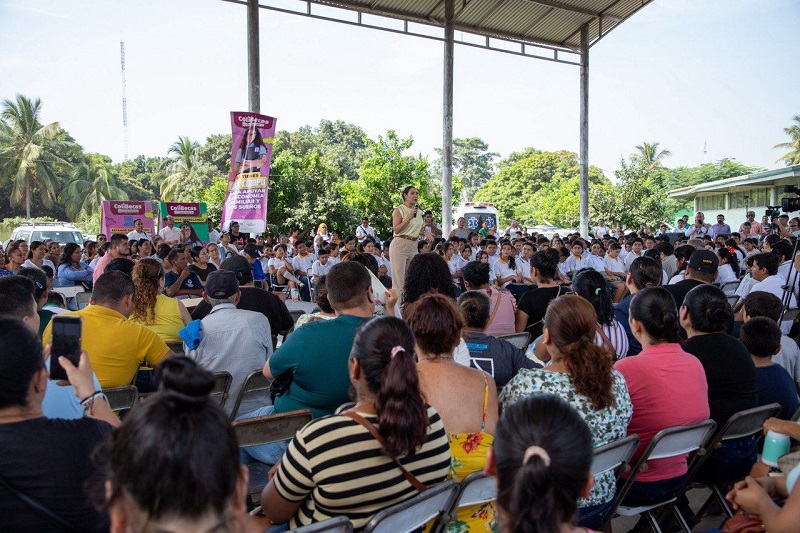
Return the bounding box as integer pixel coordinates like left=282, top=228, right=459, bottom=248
left=774, top=115, right=800, bottom=166
left=592, top=160, right=669, bottom=229
left=631, top=141, right=672, bottom=170
left=61, top=154, right=127, bottom=220
left=340, top=131, right=435, bottom=237
left=198, top=133, right=233, bottom=174
left=434, top=137, right=498, bottom=201
left=474, top=149, right=604, bottom=224
left=202, top=176, right=228, bottom=224
left=161, top=136, right=200, bottom=200
left=0, top=95, right=78, bottom=218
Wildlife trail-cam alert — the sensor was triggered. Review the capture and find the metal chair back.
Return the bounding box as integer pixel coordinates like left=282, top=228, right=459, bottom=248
left=436, top=472, right=496, bottom=532
left=210, top=371, right=233, bottom=407
left=496, top=332, right=531, bottom=351
left=229, top=369, right=270, bottom=420
left=103, top=385, right=139, bottom=412
left=591, top=434, right=640, bottom=483
left=76, top=291, right=92, bottom=309
left=720, top=280, right=740, bottom=296
left=292, top=516, right=353, bottom=532
left=363, top=480, right=459, bottom=533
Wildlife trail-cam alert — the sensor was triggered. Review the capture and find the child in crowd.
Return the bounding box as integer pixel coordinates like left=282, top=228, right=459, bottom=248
left=565, top=241, right=587, bottom=278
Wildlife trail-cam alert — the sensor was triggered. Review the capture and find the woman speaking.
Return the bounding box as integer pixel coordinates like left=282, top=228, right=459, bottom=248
left=390, top=186, right=423, bottom=300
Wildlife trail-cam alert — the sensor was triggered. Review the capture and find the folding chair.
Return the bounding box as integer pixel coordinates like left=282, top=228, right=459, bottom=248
left=292, top=516, right=353, bottom=532
left=102, top=385, right=139, bottom=412
left=210, top=371, right=233, bottom=407
left=229, top=369, right=271, bottom=421
left=75, top=291, right=92, bottom=309
left=720, top=281, right=740, bottom=297
left=233, top=409, right=313, bottom=498
left=591, top=434, right=641, bottom=482
left=610, top=420, right=718, bottom=533
left=437, top=473, right=496, bottom=533
left=362, top=480, right=459, bottom=533
left=780, top=307, right=800, bottom=329
left=726, top=294, right=740, bottom=308
left=334, top=401, right=356, bottom=414
left=687, top=403, right=782, bottom=520
left=496, top=332, right=531, bottom=351
left=166, top=341, right=185, bottom=356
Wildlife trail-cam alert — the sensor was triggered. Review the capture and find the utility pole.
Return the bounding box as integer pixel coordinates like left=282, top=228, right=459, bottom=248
left=120, top=40, right=129, bottom=161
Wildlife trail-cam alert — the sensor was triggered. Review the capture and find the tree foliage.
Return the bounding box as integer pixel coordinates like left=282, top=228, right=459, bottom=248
left=631, top=141, right=672, bottom=170
left=61, top=154, right=127, bottom=220
left=434, top=137, right=498, bottom=201
left=774, top=115, right=800, bottom=166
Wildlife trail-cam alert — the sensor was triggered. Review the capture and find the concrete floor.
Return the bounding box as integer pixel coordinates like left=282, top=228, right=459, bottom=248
left=610, top=487, right=726, bottom=532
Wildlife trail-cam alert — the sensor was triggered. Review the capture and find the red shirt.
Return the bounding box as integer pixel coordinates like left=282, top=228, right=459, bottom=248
left=615, top=343, right=709, bottom=482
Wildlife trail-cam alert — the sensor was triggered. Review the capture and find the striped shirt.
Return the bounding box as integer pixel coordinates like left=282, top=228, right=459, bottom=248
left=596, top=318, right=630, bottom=360
left=273, top=406, right=451, bottom=530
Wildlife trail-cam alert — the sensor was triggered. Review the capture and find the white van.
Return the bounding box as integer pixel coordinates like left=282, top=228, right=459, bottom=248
left=10, top=221, right=85, bottom=245
left=453, top=202, right=500, bottom=233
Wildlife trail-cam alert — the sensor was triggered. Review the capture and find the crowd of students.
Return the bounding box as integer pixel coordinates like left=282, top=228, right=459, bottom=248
left=2, top=207, right=800, bottom=532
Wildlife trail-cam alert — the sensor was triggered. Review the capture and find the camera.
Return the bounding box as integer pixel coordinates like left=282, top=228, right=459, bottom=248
left=766, top=206, right=781, bottom=219
left=782, top=185, right=800, bottom=213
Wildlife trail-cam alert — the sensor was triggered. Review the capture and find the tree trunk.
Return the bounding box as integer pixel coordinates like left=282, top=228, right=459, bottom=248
left=25, top=178, right=31, bottom=219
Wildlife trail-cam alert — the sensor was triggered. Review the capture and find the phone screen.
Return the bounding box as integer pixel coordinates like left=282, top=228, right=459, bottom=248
left=49, top=316, right=82, bottom=381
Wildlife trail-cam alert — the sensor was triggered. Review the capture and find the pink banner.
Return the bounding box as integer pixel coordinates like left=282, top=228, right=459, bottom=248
left=101, top=201, right=155, bottom=237
left=221, top=111, right=277, bottom=234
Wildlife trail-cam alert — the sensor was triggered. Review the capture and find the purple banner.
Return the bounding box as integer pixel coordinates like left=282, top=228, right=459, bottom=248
left=221, top=111, right=277, bottom=234
left=101, top=201, right=155, bottom=237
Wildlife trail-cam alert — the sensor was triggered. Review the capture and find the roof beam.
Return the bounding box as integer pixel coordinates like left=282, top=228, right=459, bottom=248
left=524, top=0, right=620, bottom=21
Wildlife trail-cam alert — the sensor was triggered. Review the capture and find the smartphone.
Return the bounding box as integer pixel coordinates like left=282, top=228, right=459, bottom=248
left=49, top=316, right=82, bottom=381
left=253, top=280, right=263, bottom=289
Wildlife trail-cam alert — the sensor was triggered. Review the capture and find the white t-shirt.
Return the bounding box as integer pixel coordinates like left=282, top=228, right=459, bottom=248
left=267, top=257, right=292, bottom=274
left=311, top=260, right=333, bottom=278
left=355, top=225, right=376, bottom=242
left=585, top=254, right=605, bottom=274
left=517, top=257, right=532, bottom=281
left=565, top=255, right=586, bottom=274
left=493, top=259, right=518, bottom=287
left=604, top=256, right=626, bottom=275
left=207, top=229, right=221, bottom=244
left=623, top=251, right=643, bottom=270
left=159, top=226, right=182, bottom=244
left=447, top=257, right=461, bottom=279
left=751, top=275, right=796, bottom=308
left=292, top=254, right=314, bottom=275
left=593, top=225, right=611, bottom=238
left=126, top=230, right=149, bottom=241
left=716, top=263, right=738, bottom=285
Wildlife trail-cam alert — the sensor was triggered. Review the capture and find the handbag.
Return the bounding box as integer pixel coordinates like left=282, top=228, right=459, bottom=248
left=342, top=411, right=427, bottom=492
left=720, top=511, right=765, bottom=533
left=269, top=370, right=294, bottom=401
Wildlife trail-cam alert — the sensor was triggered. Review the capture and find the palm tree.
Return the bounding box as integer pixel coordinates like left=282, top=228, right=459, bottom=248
left=161, top=136, right=200, bottom=201
left=774, top=115, right=800, bottom=166
left=631, top=141, right=672, bottom=170
left=0, top=95, right=77, bottom=218
left=61, top=158, right=127, bottom=220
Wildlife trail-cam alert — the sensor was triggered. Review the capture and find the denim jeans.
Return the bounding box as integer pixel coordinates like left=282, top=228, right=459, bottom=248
left=237, top=405, right=291, bottom=466
left=693, top=436, right=758, bottom=486
left=297, top=275, right=311, bottom=302
left=618, top=474, right=688, bottom=507
left=577, top=496, right=617, bottom=529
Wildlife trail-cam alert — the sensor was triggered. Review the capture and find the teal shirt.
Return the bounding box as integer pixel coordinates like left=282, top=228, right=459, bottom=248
left=270, top=314, right=371, bottom=418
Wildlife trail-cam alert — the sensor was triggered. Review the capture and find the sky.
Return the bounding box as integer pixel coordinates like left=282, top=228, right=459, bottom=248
left=0, top=0, right=798, bottom=178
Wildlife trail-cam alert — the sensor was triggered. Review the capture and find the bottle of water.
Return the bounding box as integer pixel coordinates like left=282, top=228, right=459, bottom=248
left=291, top=288, right=299, bottom=301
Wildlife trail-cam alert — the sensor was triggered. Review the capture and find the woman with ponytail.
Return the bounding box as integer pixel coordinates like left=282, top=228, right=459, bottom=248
left=104, top=357, right=252, bottom=532
left=259, top=316, right=451, bottom=530
left=614, top=287, right=710, bottom=508
left=486, top=394, right=595, bottom=533
left=571, top=269, right=629, bottom=359
left=501, top=295, right=632, bottom=529
left=407, top=293, right=500, bottom=531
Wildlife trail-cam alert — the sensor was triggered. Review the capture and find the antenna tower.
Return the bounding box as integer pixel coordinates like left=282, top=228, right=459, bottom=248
left=703, top=141, right=707, bottom=164
left=120, top=40, right=129, bottom=161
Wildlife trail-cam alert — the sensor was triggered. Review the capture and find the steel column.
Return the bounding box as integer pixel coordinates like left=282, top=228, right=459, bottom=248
left=579, top=23, right=589, bottom=238
left=247, top=0, right=261, bottom=113
left=442, top=0, right=454, bottom=236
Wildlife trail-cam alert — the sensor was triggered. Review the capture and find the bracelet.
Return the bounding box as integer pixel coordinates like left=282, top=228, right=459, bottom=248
left=80, top=391, right=104, bottom=407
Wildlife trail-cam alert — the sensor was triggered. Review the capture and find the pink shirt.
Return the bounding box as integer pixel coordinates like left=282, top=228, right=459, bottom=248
left=614, top=343, right=709, bottom=482
left=483, top=287, right=517, bottom=337
left=92, top=254, right=134, bottom=283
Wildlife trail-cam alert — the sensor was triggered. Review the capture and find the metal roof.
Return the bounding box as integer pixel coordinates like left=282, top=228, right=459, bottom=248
left=668, top=165, right=800, bottom=198
left=320, top=0, right=650, bottom=50
left=226, top=0, right=655, bottom=65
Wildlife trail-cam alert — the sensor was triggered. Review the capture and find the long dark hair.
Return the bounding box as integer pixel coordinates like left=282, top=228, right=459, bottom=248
left=402, top=253, right=457, bottom=308
left=351, top=317, right=428, bottom=458
left=104, top=358, right=239, bottom=524
left=629, top=287, right=680, bottom=343
left=500, top=242, right=516, bottom=271
left=59, top=243, right=81, bottom=268
left=544, top=295, right=615, bottom=410
left=571, top=269, right=613, bottom=326
left=717, top=246, right=740, bottom=274
left=682, top=284, right=732, bottom=333
left=494, top=394, right=593, bottom=533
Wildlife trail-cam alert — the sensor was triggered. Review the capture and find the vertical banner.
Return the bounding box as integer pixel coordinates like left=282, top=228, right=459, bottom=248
left=158, top=202, right=209, bottom=242
left=221, top=111, right=277, bottom=234
left=101, top=201, right=155, bottom=236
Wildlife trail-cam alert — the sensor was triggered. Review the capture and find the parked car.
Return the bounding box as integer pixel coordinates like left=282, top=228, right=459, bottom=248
left=10, top=221, right=85, bottom=245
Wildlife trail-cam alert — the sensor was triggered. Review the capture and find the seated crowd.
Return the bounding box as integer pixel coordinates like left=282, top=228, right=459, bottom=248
left=3, top=208, right=800, bottom=532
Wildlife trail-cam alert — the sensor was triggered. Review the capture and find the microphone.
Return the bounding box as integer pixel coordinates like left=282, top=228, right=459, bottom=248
left=413, top=203, right=419, bottom=218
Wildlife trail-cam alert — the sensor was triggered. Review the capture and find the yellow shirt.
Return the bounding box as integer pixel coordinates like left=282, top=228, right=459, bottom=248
left=43, top=304, right=170, bottom=388
left=129, top=294, right=184, bottom=343
left=394, top=204, right=424, bottom=238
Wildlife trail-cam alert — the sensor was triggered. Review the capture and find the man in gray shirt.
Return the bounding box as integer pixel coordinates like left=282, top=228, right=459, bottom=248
left=186, top=269, right=272, bottom=417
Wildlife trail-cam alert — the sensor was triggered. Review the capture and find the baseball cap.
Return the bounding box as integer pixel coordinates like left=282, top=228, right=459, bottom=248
left=205, top=269, right=239, bottom=299
left=222, top=255, right=254, bottom=284
left=688, top=249, right=718, bottom=274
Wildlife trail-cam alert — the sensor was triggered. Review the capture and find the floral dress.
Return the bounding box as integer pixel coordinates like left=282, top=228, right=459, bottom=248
left=500, top=368, right=632, bottom=508
left=446, top=374, right=497, bottom=532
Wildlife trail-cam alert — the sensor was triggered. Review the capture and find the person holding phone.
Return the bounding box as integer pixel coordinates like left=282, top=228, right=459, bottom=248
left=0, top=316, right=119, bottom=531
